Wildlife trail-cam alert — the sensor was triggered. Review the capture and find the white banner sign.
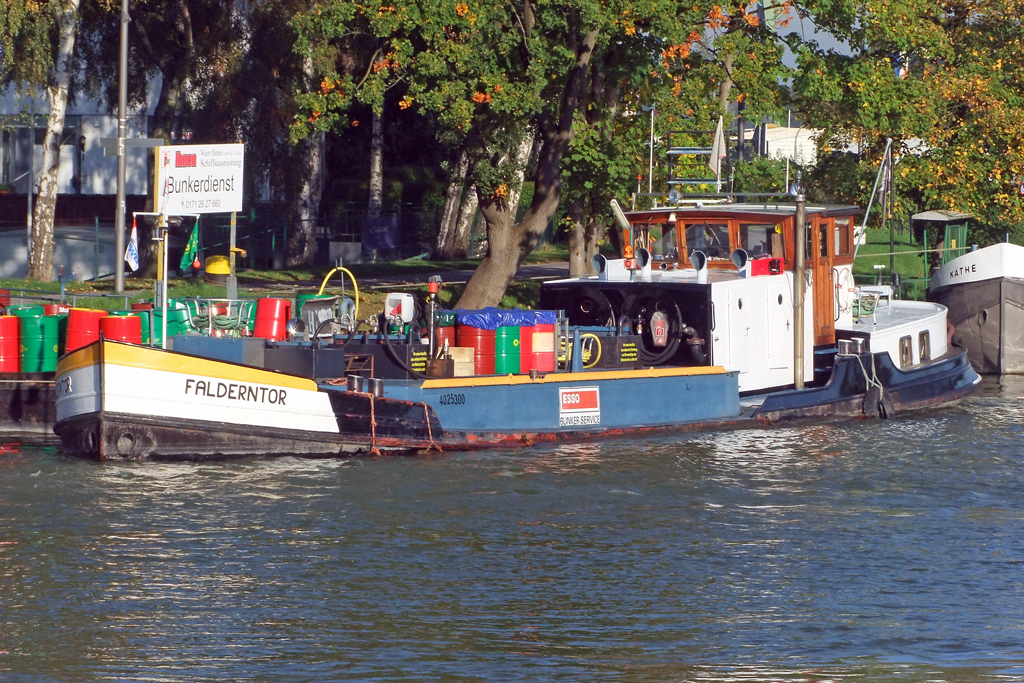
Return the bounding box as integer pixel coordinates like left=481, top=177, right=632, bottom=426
left=154, top=143, right=244, bottom=215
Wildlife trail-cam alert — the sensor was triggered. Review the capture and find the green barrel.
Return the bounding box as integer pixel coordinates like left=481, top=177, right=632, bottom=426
left=150, top=306, right=188, bottom=345
left=136, top=310, right=151, bottom=344
left=9, top=305, right=45, bottom=317
left=18, top=315, right=60, bottom=372
left=54, top=314, right=68, bottom=354
left=495, top=325, right=521, bottom=375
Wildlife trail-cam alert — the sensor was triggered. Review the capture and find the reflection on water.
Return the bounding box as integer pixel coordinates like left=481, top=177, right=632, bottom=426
left=2, top=384, right=1024, bottom=680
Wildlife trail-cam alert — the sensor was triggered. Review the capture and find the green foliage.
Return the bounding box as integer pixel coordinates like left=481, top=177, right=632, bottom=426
left=733, top=156, right=791, bottom=194
left=795, top=0, right=1024, bottom=232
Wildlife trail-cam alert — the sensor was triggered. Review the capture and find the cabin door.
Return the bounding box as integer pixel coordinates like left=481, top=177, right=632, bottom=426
left=812, top=219, right=835, bottom=345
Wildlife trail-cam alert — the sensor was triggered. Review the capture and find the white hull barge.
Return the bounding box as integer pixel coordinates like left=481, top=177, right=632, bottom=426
left=927, top=243, right=1024, bottom=374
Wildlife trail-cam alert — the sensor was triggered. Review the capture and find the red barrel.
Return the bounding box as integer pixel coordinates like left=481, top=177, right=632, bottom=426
left=435, top=326, right=456, bottom=352
left=44, top=303, right=70, bottom=316
left=131, top=302, right=154, bottom=311
left=520, top=325, right=535, bottom=373
left=0, top=316, right=19, bottom=372
left=253, top=298, right=291, bottom=341
left=0, top=289, right=10, bottom=310
left=66, top=308, right=108, bottom=353
left=532, top=323, right=556, bottom=372
left=456, top=325, right=496, bottom=375
left=100, top=315, right=142, bottom=345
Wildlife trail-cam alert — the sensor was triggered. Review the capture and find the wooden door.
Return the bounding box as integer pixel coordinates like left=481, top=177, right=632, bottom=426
left=812, top=218, right=835, bottom=345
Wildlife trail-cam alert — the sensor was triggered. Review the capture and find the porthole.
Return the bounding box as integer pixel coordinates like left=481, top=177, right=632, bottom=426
left=738, top=298, right=743, bottom=310
left=778, top=294, right=783, bottom=305
left=899, top=335, right=913, bottom=368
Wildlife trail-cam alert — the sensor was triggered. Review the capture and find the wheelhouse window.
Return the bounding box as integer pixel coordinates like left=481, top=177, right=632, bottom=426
left=819, top=223, right=829, bottom=258
left=739, top=223, right=783, bottom=258
left=834, top=217, right=853, bottom=257
left=648, top=223, right=678, bottom=260
left=684, top=222, right=730, bottom=260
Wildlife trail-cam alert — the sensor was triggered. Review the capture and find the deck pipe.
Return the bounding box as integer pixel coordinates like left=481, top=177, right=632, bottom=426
left=793, top=174, right=808, bottom=390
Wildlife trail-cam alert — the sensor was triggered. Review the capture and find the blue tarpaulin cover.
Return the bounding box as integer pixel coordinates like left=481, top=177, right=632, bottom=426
left=456, top=308, right=557, bottom=329
left=455, top=307, right=501, bottom=330
left=495, top=309, right=537, bottom=327
left=534, top=310, right=558, bottom=326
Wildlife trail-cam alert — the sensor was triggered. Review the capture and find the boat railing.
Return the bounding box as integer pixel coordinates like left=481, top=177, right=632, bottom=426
left=853, top=286, right=893, bottom=324
left=180, top=298, right=256, bottom=336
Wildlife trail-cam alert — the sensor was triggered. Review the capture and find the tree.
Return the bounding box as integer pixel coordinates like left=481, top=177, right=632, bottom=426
left=1, top=0, right=84, bottom=281
left=793, top=0, right=1024, bottom=239
left=293, top=0, right=719, bottom=307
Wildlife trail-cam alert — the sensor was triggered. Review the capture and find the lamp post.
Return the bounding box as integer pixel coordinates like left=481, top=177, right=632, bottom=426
left=113, top=0, right=129, bottom=293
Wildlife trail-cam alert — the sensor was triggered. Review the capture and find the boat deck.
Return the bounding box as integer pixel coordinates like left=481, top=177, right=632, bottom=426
left=843, top=298, right=945, bottom=334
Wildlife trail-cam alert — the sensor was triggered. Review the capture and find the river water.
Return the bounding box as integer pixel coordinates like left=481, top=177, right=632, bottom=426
left=2, top=379, right=1024, bottom=682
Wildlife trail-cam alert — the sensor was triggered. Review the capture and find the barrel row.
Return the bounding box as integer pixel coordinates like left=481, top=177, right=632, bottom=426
left=436, top=308, right=558, bottom=376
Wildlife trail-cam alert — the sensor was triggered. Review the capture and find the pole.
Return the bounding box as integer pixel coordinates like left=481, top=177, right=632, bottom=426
left=793, top=173, right=807, bottom=390
left=114, top=0, right=130, bottom=293
left=887, top=146, right=895, bottom=281
left=160, top=218, right=168, bottom=349
left=853, top=138, right=892, bottom=260
left=648, top=108, right=655, bottom=194
left=26, top=115, right=34, bottom=276
left=227, top=211, right=238, bottom=299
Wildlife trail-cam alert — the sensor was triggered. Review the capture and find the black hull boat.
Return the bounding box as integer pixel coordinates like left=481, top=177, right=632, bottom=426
left=927, top=244, right=1024, bottom=374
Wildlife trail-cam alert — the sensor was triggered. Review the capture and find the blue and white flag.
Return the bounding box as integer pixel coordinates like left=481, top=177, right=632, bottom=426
left=124, top=219, right=140, bottom=272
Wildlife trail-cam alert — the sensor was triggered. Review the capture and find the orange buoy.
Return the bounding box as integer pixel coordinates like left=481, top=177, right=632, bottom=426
left=65, top=308, right=108, bottom=353
left=100, top=315, right=142, bottom=345
left=253, top=298, right=291, bottom=341
left=0, top=316, right=19, bottom=372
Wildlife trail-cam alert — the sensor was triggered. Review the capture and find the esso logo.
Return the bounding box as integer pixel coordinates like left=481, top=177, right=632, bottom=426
left=563, top=393, right=581, bottom=405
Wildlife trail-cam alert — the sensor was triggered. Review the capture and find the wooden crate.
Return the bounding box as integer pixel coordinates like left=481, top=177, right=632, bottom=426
left=448, top=346, right=475, bottom=377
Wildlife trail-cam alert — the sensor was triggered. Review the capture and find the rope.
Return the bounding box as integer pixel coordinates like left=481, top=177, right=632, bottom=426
left=367, top=393, right=380, bottom=456
left=844, top=349, right=883, bottom=391
left=422, top=402, right=441, bottom=452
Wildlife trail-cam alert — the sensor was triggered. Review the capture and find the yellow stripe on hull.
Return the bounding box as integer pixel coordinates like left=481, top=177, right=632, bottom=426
left=56, top=340, right=318, bottom=391
left=421, top=365, right=728, bottom=389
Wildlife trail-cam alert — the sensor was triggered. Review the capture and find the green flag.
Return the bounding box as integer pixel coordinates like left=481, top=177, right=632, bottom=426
left=179, top=222, right=199, bottom=271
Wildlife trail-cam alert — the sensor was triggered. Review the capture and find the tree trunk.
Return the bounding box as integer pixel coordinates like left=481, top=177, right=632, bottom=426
left=28, top=0, right=81, bottom=282
left=455, top=29, right=599, bottom=309
left=585, top=216, right=603, bottom=271
left=567, top=200, right=588, bottom=277
left=450, top=184, right=478, bottom=258
left=288, top=131, right=323, bottom=266
left=505, top=129, right=535, bottom=220
left=434, top=148, right=469, bottom=259
left=368, top=109, right=383, bottom=218
left=718, top=53, right=734, bottom=115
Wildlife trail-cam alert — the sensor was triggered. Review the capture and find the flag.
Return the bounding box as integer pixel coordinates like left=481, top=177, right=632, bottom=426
left=124, top=218, right=139, bottom=272
left=179, top=221, right=200, bottom=272
left=708, top=116, right=726, bottom=179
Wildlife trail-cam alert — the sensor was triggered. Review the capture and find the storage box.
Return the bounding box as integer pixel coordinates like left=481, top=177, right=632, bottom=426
left=447, top=346, right=475, bottom=377
left=750, top=256, right=784, bottom=277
